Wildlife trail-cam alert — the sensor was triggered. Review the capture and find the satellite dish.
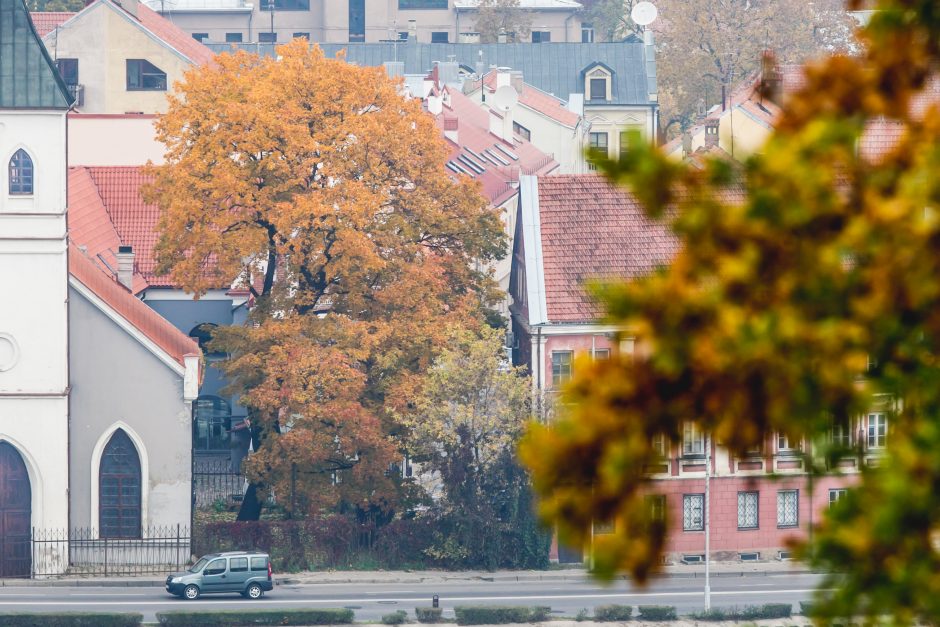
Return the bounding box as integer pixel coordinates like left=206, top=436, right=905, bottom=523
left=492, top=85, right=519, bottom=112
left=631, top=1, right=658, bottom=26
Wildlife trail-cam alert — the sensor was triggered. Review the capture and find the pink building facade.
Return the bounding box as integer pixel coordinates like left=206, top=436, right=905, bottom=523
left=510, top=173, right=871, bottom=564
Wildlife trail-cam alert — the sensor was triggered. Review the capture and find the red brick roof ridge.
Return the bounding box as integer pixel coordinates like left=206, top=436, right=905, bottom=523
left=132, top=1, right=216, bottom=66
left=29, top=11, right=75, bottom=37
left=69, top=244, right=200, bottom=366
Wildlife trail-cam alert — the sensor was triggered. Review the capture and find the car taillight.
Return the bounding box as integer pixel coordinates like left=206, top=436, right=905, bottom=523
left=267, top=562, right=272, bottom=580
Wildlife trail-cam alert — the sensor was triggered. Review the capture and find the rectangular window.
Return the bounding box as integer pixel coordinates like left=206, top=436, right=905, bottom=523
left=292, top=32, right=310, bottom=40
left=831, top=420, right=852, bottom=449
left=737, top=491, right=759, bottom=529
left=682, top=422, right=705, bottom=456
left=619, top=130, right=631, bottom=159
left=829, top=488, right=847, bottom=507
left=260, top=0, right=310, bottom=9
left=777, top=490, right=798, bottom=528
left=647, top=494, right=666, bottom=522
left=229, top=557, right=248, bottom=572
left=192, top=32, right=209, bottom=42
left=593, top=519, right=615, bottom=534
left=259, top=32, right=277, bottom=43
left=651, top=433, right=666, bottom=457
left=126, top=59, right=167, bottom=91
left=431, top=31, right=450, bottom=43
left=531, top=31, right=551, bottom=42
left=399, top=0, right=448, bottom=8
left=551, top=351, right=573, bottom=385
left=250, top=556, right=267, bottom=571
left=581, top=23, right=594, bottom=43
left=513, top=121, right=531, bottom=141
left=868, top=413, right=887, bottom=448
left=593, top=348, right=610, bottom=360
left=777, top=433, right=799, bottom=453
left=588, top=131, right=608, bottom=170
left=683, top=493, right=704, bottom=531
left=590, top=77, right=607, bottom=100
left=398, top=31, right=409, bottom=41
left=225, top=32, right=243, bottom=43
left=55, top=58, right=78, bottom=85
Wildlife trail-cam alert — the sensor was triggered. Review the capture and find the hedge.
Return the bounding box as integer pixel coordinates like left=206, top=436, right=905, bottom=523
left=0, top=614, right=142, bottom=627
left=415, top=607, right=444, bottom=624
left=593, top=605, right=632, bottom=622
left=637, top=605, right=677, bottom=621
left=688, top=604, right=793, bottom=621
left=382, top=610, right=409, bottom=625
left=156, top=608, right=355, bottom=626
left=454, top=606, right=549, bottom=625
left=800, top=601, right=815, bottom=616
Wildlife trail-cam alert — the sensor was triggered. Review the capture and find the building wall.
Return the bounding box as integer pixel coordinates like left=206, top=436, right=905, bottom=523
left=68, top=114, right=164, bottom=166
left=153, top=0, right=579, bottom=44
left=44, top=3, right=195, bottom=114
left=0, top=109, right=71, bottom=572
left=68, top=285, right=193, bottom=531
left=584, top=104, right=654, bottom=161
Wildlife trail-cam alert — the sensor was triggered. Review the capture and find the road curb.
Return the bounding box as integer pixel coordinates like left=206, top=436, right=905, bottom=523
left=0, top=568, right=817, bottom=588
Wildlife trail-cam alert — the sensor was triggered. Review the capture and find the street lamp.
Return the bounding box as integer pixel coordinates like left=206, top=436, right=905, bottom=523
left=704, top=432, right=711, bottom=610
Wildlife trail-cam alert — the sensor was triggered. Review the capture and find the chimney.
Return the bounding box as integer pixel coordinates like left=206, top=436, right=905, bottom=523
left=509, top=70, right=524, bottom=94
left=496, top=67, right=511, bottom=89
left=443, top=115, right=459, bottom=144
left=116, top=245, right=134, bottom=290
left=759, top=49, right=782, bottom=105
left=704, top=118, right=719, bottom=148
left=489, top=109, right=503, bottom=139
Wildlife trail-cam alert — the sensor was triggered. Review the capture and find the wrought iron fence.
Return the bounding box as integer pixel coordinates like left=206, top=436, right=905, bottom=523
left=30, top=525, right=191, bottom=578
left=194, top=456, right=246, bottom=509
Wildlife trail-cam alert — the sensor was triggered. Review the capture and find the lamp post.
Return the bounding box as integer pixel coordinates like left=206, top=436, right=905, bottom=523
left=704, top=432, right=711, bottom=611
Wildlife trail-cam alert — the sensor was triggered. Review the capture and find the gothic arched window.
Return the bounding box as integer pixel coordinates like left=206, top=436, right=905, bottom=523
left=100, top=429, right=142, bottom=538
left=9, top=149, right=33, bottom=195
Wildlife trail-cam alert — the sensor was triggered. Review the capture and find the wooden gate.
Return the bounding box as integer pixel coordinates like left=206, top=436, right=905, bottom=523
left=0, top=443, right=31, bottom=577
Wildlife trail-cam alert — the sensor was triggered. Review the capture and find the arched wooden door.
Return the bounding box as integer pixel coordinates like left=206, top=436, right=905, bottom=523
left=0, top=443, right=31, bottom=577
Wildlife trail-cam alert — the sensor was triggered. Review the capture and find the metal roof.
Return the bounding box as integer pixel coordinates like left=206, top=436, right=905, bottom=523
left=0, top=0, right=72, bottom=109
left=206, top=41, right=656, bottom=106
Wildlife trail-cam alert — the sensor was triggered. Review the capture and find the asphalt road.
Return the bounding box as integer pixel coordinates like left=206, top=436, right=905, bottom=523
left=0, top=573, right=825, bottom=623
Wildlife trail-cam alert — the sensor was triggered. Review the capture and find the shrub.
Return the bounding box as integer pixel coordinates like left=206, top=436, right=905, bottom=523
left=415, top=607, right=444, bottom=624
left=529, top=606, right=552, bottom=622
left=594, top=605, right=633, bottom=621
left=687, top=608, right=732, bottom=621
left=0, top=614, right=142, bottom=627
left=799, top=601, right=815, bottom=616
left=575, top=609, right=590, bottom=622
left=637, top=605, right=677, bottom=621
left=454, top=606, right=541, bottom=625
left=741, top=603, right=792, bottom=620
left=383, top=610, right=409, bottom=625
left=156, top=608, right=354, bottom=626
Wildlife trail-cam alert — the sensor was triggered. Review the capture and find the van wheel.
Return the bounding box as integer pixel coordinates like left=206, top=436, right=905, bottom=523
left=183, top=584, right=200, bottom=600
left=246, top=583, right=263, bottom=599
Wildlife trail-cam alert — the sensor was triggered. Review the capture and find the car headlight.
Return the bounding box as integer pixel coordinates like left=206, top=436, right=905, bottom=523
left=171, top=577, right=181, bottom=583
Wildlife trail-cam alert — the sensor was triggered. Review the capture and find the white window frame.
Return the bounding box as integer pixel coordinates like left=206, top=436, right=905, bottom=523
left=829, top=488, right=848, bottom=507
left=682, top=423, right=705, bottom=457
left=777, top=490, right=799, bottom=528
left=867, top=413, right=887, bottom=448
left=683, top=493, right=704, bottom=531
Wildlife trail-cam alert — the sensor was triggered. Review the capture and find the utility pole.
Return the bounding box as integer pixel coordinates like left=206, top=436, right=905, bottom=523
left=704, top=432, right=711, bottom=610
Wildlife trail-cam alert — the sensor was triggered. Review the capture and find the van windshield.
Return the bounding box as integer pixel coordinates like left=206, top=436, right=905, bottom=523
left=188, top=558, right=209, bottom=573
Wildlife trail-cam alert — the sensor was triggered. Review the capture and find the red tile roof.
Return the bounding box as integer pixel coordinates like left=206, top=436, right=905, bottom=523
left=69, top=166, right=222, bottom=290
left=68, top=167, right=150, bottom=294
left=436, top=88, right=558, bottom=206
left=69, top=244, right=200, bottom=367
left=131, top=1, right=215, bottom=66
left=29, top=11, right=74, bottom=37
left=536, top=174, right=679, bottom=323
left=480, top=72, right=581, bottom=128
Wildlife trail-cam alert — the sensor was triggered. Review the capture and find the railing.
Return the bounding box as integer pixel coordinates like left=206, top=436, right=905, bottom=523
left=30, top=525, right=191, bottom=578
left=194, top=457, right=247, bottom=509
left=67, top=84, right=83, bottom=107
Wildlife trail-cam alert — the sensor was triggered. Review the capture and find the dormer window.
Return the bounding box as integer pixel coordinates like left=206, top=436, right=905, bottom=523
left=9, top=149, right=33, bottom=195
left=583, top=64, right=613, bottom=101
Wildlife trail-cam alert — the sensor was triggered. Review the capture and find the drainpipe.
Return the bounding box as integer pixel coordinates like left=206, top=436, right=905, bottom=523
left=564, top=12, right=573, bottom=42
left=248, top=8, right=253, bottom=44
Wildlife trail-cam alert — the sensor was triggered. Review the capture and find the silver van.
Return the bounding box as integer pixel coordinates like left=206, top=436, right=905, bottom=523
left=166, top=551, right=274, bottom=600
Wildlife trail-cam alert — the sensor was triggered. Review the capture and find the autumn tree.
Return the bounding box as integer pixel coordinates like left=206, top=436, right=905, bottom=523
left=522, top=0, right=940, bottom=620
left=146, top=40, right=506, bottom=520
left=579, top=0, right=643, bottom=42
left=399, top=326, right=548, bottom=568
left=473, top=0, right=532, bottom=43
left=650, top=0, right=857, bottom=136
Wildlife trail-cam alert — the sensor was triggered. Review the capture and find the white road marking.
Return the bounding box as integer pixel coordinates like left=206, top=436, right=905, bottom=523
left=0, top=589, right=825, bottom=606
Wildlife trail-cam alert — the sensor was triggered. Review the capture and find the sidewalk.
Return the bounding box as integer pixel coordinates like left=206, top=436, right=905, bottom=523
left=0, top=560, right=815, bottom=587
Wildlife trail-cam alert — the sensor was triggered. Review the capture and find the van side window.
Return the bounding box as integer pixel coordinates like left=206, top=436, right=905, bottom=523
left=250, top=557, right=267, bottom=571
left=204, top=558, right=226, bottom=575
left=230, top=557, right=248, bottom=572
